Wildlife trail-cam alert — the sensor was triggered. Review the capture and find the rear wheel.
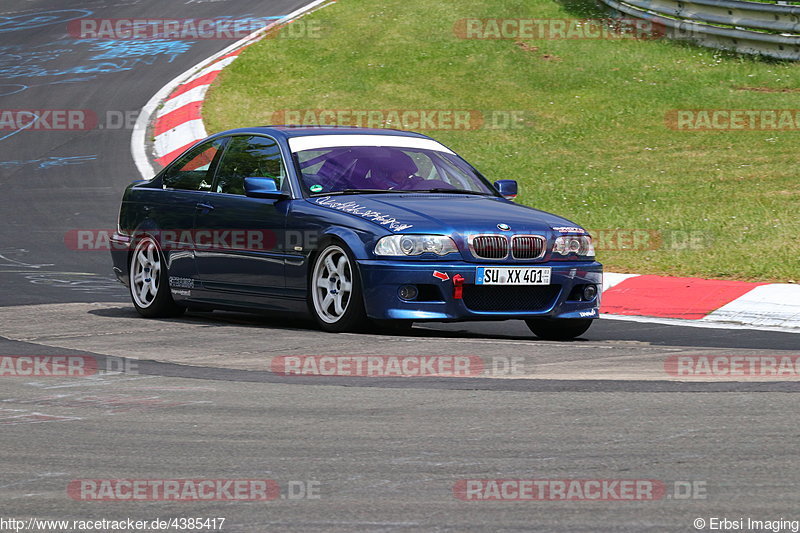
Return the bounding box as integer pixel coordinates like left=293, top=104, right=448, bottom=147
left=309, top=242, right=367, bottom=332
left=525, top=318, right=593, bottom=341
left=129, top=235, right=185, bottom=318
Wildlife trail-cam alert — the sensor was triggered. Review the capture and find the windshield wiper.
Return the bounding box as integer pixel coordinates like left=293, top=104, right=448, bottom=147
left=309, top=189, right=408, bottom=197
left=411, top=188, right=493, bottom=196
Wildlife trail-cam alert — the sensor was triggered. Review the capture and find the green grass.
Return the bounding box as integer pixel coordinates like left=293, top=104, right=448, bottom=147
left=204, top=0, right=800, bottom=282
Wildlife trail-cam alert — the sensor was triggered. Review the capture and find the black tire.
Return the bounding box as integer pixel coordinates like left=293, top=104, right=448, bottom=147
left=308, top=240, right=368, bottom=333
left=129, top=235, right=186, bottom=318
left=525, top=318, right=593, bottom=340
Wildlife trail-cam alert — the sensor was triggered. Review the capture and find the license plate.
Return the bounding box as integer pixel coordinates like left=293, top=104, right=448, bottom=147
left=476, top=267, right=551, bottom=285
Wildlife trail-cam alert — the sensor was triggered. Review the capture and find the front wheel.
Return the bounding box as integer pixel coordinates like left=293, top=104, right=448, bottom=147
left=309, top=242, right=367, bottom=332
left=525, top=318, right=593, bottom=341
left=129, top=235, right=185, bottom=318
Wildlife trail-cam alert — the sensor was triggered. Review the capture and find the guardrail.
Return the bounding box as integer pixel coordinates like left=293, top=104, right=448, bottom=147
left=599, top=0, right=800, bottom=59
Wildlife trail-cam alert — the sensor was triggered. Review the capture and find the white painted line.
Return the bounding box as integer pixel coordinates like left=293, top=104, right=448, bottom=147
left=702, top=284, right=800, bottom=329
left=601, top=278, right=800, bottom=332
left=157, top=86, right=209, bottom=118
left=599, top=313, right=799, bottom=333
left=153, top=119, right=206, bottom=158
left=602, top=272, right=639, bottom=292
left=184, top=55, right=237, bottom=83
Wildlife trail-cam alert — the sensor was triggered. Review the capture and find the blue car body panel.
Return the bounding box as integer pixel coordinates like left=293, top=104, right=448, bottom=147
left=112, top=126, right=602, bottom=321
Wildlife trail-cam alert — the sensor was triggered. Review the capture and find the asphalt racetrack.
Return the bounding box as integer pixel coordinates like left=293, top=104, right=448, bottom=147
left=0, top=2, right=798, bottom=532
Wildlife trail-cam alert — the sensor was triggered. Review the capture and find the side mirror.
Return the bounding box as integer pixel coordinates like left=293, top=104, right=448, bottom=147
left=244, top=177, right=287, bottom=199
left=494, top=179, right=518, bottom=200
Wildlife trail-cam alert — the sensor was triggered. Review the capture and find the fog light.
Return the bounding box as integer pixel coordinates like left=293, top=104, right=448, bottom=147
left=398, top=285, right=418, bottom=301
left=583, top=284, right=597, bottom=300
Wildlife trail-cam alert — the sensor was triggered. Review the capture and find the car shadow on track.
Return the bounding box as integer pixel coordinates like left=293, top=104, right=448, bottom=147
left=86, top=305, right=798, bottom=350
left=87, top=305, right=550, bottom=342
left=79, top=305, right=800, bottom=391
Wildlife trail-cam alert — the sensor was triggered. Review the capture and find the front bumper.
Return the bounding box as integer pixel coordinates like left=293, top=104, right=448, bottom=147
left=358, top=259, right=602, bottom=321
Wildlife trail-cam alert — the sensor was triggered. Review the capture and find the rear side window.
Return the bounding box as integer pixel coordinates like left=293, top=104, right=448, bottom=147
left=214, top=135, right=289, bottom=195
left=162, top=139, right=226, bottom=191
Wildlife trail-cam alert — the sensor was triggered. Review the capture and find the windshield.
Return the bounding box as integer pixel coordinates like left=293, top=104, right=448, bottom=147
left=294, top=145, right=496, bottom=196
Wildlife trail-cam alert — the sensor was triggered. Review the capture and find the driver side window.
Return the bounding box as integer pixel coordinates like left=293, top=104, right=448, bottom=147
left=214, top=135, right=288, bottom=195
left=162, top=139, right=225, bottom=191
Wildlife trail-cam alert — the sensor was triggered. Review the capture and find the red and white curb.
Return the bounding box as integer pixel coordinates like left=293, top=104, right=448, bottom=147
left=152, top=53, right=239, bottom=167
left=131, top=2, right=799, bottom=334
left=602, top=273, right=799, bottom=331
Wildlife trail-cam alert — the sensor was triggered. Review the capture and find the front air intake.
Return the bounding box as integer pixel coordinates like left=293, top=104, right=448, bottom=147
left=470, top=235, right=509, bottom=259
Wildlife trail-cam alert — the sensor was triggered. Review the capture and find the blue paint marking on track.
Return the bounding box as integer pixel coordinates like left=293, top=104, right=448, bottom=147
left=87, top=39, right=193, bottom=62
left=0, top=155, right=97, bottom=169
left=0, top=38, right=196, bottom=79
left=0, top=111, right=39, bottom=142
left=0, top=84, right=27, bottom=97
left=0, top=10, right=93, bottom=33
left=0, top=77, right=99, bottom=96
left=0, top=13, right=290, bottom=80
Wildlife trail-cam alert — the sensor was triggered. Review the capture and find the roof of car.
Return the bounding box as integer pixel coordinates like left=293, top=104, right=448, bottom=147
left=210, top=126, right=432, bottom=141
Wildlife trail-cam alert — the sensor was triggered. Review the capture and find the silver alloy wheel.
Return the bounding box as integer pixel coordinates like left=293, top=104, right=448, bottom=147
left=130, top=236, right=161, bottom=309
left=312, top=245, right=354, bottom=324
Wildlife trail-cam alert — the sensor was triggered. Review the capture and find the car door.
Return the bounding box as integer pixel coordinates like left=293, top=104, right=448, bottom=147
left=155, top=137, right=227, bottom=281
left=192, top=134, right=292, bottom=296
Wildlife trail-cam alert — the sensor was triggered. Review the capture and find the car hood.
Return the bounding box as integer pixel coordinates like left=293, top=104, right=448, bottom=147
left=306, top=194, right=585, bottom=235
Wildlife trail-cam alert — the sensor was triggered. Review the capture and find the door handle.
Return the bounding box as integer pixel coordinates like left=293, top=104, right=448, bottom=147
left=195, top=202, right=215, bottom=212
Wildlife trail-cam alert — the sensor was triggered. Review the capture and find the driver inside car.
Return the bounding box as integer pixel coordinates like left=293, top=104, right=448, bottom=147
left=362, top=149, right=420, bottom=190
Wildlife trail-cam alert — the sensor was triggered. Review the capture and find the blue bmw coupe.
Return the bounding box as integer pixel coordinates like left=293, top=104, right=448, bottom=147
left=112, top=127, right=602, bottom=339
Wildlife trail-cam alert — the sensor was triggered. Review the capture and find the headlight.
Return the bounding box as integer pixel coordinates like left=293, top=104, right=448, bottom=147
left=375, top=235, right=458, bottom=256
left=553, top=235, right=594, bottom=257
